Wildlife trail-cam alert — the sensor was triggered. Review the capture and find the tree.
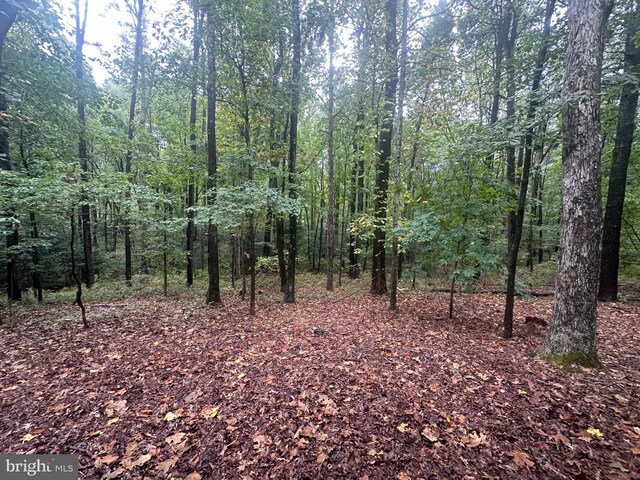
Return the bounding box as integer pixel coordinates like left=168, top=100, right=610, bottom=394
left=186, top=0, right=203, bottom=287
left=598, top=0, right=640, bottom=301
left=325, top=0, right=336, bottom=292
left=74, top=0, right=95, bottom=288
left=371, top=0, right=398, bottom=295
left=285, top=0, right=301, bottom=303
left=1, top=0, right=22, bottom=302
left=124, top=0, right=144, bottom=286
left=503, top=0, right=555, bottom=338
left=206, top=0, right=221, bottom=304
left=389, top=0, right=407, bottom=310
left=539, top=0, right=611, bottom=367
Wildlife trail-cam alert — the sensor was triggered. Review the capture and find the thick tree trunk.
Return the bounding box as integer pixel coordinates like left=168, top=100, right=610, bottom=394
left=285, top=0, right=301, bottom=303
left=539, top=0, right=610, bottom=367
left=371, top=0, right=398, bottom=295
left=206, top=3, right=221, bottom=304
left=124, top=0, right=144, bottom=286
left=598, top=4, right=639, bottom=301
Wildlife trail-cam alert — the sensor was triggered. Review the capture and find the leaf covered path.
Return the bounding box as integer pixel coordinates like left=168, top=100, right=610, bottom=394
left=1, top=290, right=639, bottom=479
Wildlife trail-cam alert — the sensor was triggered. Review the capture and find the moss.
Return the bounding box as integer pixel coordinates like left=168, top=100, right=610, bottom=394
left=543, top=350, right=601, bottom=369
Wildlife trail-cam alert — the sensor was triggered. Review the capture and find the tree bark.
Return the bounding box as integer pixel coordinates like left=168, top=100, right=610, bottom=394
left=371, top=0, right=398, bottom=295
left=285, top=0, right=301, bottom=303
left=0, top=0, right=20, bottom=303
left=74, top=0, right=94, bottom=288
left=598, top=1, right=639, bottom=301
left=326, top=4, right=336, bottom=291
left=124, top=0, right=144, bottom=286
left=538, top=0, right=610, bottom=367
left=389, top=0, right=408, bottom=310
left=504, top=0, right=554, bottom=338
left=206, top=3, right=221, bottom=304
left=187, top=3, right=203, bottom=287
left=0, top=0, right=18, bottom=171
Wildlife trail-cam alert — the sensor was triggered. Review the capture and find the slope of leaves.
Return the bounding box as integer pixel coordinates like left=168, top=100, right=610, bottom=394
left=0, top=286, right=638, bottom=479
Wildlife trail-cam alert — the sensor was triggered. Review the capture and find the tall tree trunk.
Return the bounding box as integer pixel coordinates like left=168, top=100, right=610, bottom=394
left=206, top=3, right=221, bottom=304
left=504, top=3, right=516, bottom=255
left=74, top=0, right=94, bottom=288
left=371, top=0, right=398, bottom=295
left=285, top=0, right=301, bottom=303
left=503, top=0, right=553, bottom=338
left=539, top=0, right=610, bottom=366
left=389, top=0, right=408, bottom=310
left=0, top=0, right=18, bottom=171
left=598, top=1, right=639, bottom=301
left=325, top=4, right=336, bottom=291
left=1, top=1, right=20, bottom=305
left=124, top=0, right=144, bottom=286
left=187, top=3, right=203, bottom=287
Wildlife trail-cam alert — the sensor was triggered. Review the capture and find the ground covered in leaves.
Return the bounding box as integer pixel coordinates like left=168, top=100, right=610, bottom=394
left=1, top=284, right=639, bottom=479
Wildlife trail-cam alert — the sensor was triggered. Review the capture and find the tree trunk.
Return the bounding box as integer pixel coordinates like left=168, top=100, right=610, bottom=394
left=187, top=3, right=203, bottom=287
left=206, top=2, right=221, bottom=304
left=371, top=0, right=398, bottom=295
left=0, top=0, right=18, bottom=171
left=389, top=0, right=407, bottom=310
left=285, top=0, right=301, bottom=303
left=70, top=209, right=89, bottom=328
left=598, top=2, right=639, bottom=301
left=326, top=4, right=336, bottom=291
left=0, top=1, right=20, bottom=305
left=124, top=0, right=144, bottom=286
left=504, top=0, right=555, bottom=338
left=539, top=0, right=610, bottom=367
left=75, top=0, right=94, bottom=288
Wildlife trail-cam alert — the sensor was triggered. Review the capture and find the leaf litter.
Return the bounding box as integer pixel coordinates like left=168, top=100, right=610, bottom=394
left=0, top=288, right=638, bottom=479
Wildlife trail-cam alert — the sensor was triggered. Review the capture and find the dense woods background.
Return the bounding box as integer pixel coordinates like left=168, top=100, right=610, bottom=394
left=0, top=0, right=638, bottom=355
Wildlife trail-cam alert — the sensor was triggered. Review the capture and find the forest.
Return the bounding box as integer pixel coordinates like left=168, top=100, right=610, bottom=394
left=0, top=0, right=639, bottom=478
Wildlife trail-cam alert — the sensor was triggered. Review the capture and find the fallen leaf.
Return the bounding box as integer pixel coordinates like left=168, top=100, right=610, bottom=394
left=106, top=417, right=120, bottom=426
left=111, top=354, right=123, bottom=360
left=610, top=461, right=629, bottom=473
left=397, top=423, right=409, bottom=433
left=517, top=389, right=528, bottom=395
left=586, top=427, right=603, bottom=438
left=186, top=473, right=202, bottom=480
left=164, top=411, right=179, bottom=421
left=165, top=432, right=186, bottom=445
left=95, top=454, right=119, bottom=467
left=461, top=432, right=486, bottom=448
left=156, top=457, right=179, bottom=473
left=21, top=433, right=34, bottom=443
left=3, top=385, right=18, bottom=391
left=630, top=447, right=640, bottom=455
left=103, top=467, right=125, bottom=479
left=123, top=453, right=152, bottom=469
left=421, top=426, right=439, bottom=442
left=203, top=406, right=219, bottom=419
left=507, top=450, right=534, bottom=468
left=317, top=452, right=328, bottom=464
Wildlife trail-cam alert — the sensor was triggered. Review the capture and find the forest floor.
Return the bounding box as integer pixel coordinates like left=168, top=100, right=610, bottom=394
left=0, top=278, right=639, bottom=479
